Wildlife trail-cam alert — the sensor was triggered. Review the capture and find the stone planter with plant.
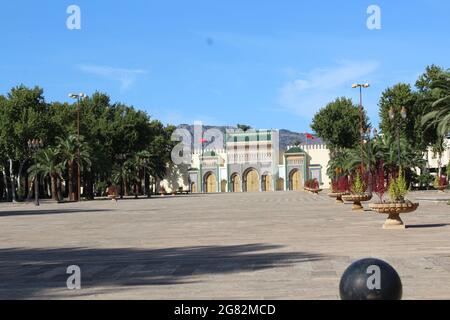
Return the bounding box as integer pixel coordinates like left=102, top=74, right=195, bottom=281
left=369, top=168, right=419, bottom=229
left=342, top=172, right=372, bottom=211
left=328, top=176, right=350, bottom=204
left=434, top=175, right=448, bottom=192
left=304, top=178, right=322, bottom=194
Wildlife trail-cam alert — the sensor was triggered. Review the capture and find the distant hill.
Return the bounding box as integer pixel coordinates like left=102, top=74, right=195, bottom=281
left=176, top=124, right=324, bottom=150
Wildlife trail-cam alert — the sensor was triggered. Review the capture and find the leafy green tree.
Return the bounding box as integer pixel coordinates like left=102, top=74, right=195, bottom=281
left=28, top=148, right=63, bottom=201
left=0, top=85, right=50, bottom=202
left=311, top=97, right=369, bottom=150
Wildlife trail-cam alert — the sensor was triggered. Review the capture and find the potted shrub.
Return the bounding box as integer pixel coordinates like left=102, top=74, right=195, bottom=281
left=369, top=169, right=419, bottom=229
left=342, top=172, right=372, bottom=211
left=434, top=175, right=448, bottom=192
left=304, top=178, right=322, bottom=194
left=328, top=176, right=350, bottom=204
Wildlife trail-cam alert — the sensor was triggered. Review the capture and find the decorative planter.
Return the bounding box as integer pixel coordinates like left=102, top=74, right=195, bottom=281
left=304, top=187, right=322, bottom=195
left=328, top=192, right=348, bottom=204
left=341, top=193, right=372, bottom=211
left=369, top=202, right=419, bottom=229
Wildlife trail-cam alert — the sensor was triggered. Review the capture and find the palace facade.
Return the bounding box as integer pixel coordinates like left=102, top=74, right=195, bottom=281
left=160, top=130, right=332, bottom=193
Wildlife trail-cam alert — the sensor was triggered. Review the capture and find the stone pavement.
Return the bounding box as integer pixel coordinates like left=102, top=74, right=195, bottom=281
left=0, top=191, right=449, bottom=300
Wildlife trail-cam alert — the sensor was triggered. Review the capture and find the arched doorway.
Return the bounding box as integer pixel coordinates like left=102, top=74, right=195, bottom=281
left=191, top=181, right=197, bottom=193
left=262, top=174, right=272, bottom=192
left=221, top=180, right=227, bottom=193
left=276, top=178, right=285, bottom=191
left=204, top=172, right=217, bottom=193
left=289, top=169, right=302, bottom=191
left=245, top=169, right=259, bottom=192
left=231, top=174, right=241, bottom=192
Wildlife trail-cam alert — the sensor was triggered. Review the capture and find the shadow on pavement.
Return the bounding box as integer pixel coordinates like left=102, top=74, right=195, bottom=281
left=0, top=209, right=114, bottom=218
left=406, top=223, right=450, bottom=229
left=0, top=244, right=326, bottom=299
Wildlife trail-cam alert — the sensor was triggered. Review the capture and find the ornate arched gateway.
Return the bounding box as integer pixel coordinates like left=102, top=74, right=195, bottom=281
left=204, top=172, right=217, bottom=193
left=245, top=169, right=259, bottom=192
left=289, top=169, right=302, bottom=191
left=231, top=174, right=241, bottom=192
left=262, top=174, right=272, bottom=192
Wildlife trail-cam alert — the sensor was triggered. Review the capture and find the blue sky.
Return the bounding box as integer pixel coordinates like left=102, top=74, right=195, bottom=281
left=0, top=1, right=449, bottom=132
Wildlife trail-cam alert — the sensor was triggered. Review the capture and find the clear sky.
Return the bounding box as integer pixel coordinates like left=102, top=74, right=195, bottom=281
left=0, top=1, right=448, bottom=132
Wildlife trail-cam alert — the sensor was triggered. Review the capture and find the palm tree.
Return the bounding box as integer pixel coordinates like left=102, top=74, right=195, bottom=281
left=373, top=134, right=426, bottom=184
left=327, top=148, right=353, bottom=179
left=132, top=150, right=155, bottom=197
left=28, top=148, right=63, bottom=201
left=422, top=70, right=450, bottom=137
left=56, top=135, right=91, bottom=200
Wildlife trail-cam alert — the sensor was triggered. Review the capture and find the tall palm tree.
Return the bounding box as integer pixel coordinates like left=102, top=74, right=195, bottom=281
left=373, top=134, right=426, bottom=180
left=327, top=148, right=353, bottom=179
left=132, top=150, right=155, bottom=196
left=56, top=135, right=91, bottom=200
left=422, top=70, right=450, bottom=137
left=28, top=148, right=63, bottom=201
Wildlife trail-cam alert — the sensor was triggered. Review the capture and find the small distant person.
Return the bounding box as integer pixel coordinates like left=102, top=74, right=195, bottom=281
left=106, top=182, right=118, bottom=201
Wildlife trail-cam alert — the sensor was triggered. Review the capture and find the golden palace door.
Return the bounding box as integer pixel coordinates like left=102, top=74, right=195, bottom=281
left=246, top=170, right=259, bottom=192
left=205, top=173, right=216, bottom=193
left=290, top=170, right=302, bottom=191
left=232, top=174, right=241, bottom=192
left=263, top=175, right=272, bottom=191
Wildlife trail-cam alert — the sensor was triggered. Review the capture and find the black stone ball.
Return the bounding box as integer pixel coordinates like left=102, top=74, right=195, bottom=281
left=339, top=258, right=402, bottom=300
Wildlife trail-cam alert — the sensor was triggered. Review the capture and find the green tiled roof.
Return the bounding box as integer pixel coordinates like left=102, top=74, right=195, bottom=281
left=285, top=146, right=306, bottom=154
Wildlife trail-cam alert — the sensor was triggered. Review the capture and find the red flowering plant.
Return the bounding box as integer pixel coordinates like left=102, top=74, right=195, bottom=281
left=372, top=161, right=386, bottom=202
left=305, top=179, right=320, bottom=190
left=331, top=179, right=339, bottom=193
left=337, top=175, right=350, bottom=193
left=434, top=175, right=448, bottom=189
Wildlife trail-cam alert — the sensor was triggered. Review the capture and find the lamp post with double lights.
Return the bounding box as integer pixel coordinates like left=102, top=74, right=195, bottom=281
left=28, top=139, right=43, bottom=206
left=389, top=106, right=407, bottom=167
left=363, top=128, right=377, bottom=194
left=69, top=92, right=87, bottom=201
left=352, top=83, right=370, bottom=174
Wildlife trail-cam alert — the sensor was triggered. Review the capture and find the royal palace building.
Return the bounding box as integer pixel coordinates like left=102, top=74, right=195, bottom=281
left=160, top=129, right=332, bottom=193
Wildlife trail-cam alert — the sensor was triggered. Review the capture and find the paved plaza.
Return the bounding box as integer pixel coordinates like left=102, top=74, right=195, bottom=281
left=0, top=191, right=449, bottom=300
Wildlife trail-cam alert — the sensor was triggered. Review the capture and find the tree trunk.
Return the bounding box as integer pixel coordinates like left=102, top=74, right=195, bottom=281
left=85, top=171, right=94, bottom=200
left=9, top=158, right=16, bottom=202
left=51, top=174, right=58, bottom=201
left=68, top=161, right=73, bottom=201
left=17, top=160, right=27, bottom=202
left=124, top=176, right=128, bottom=196
left=437, top=153, right=442, bottom=177
left=2, top=167, right=10, bottom=201
left=57, top=177, right=63, bottom=202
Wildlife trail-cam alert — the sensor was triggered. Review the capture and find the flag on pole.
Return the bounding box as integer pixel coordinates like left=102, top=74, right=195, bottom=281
left=305, top=133, right=315, bottom=140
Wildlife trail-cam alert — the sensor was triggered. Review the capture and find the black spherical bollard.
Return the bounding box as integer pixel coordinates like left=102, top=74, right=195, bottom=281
left=339, top=258, right=402, bottom=300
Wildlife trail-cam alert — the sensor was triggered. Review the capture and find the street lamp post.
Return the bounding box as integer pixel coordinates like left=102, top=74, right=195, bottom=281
left=352, top=83, right=370, bottom=174
left=28, top=139, right=43, bottom=206
left=389, top=106, right=407, bottom=167
left=363, top=128, right=377, bottom=194
left=69, top=93, right=87, bottom=201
